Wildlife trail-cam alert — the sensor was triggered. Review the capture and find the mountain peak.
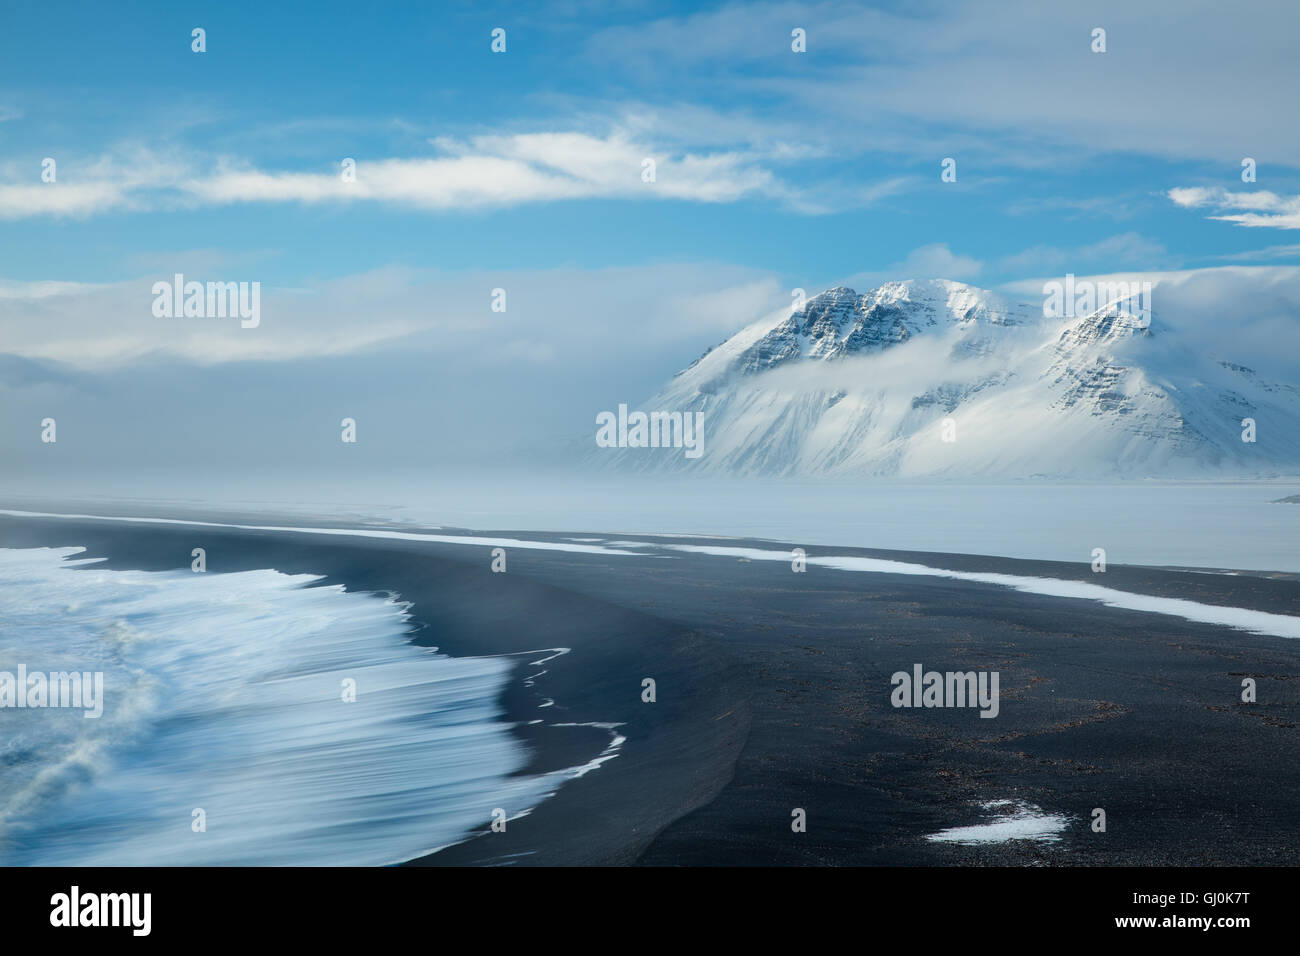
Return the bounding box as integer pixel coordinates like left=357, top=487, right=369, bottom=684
left=604, top=276, right=1300, bottom=478
left=1057, top=300, right=1153, bottom=351
left=733, top=279, right=1016, bottom=375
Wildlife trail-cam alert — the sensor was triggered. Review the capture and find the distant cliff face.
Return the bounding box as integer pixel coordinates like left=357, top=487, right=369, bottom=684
left=594, top=278, right=1300, bottom=478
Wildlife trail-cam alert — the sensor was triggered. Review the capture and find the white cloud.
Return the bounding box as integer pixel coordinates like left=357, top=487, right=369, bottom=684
left=587, top=0, right=1300, bottom=166
left=0, top=181, right=135, bottom=219
left=0, top=149, right=191, bottom=220
left=840, top=243, right=984, bottom=289
left=1169, top=186, right=1300, bottom=229
left=999, top=264, right=1300, bottom=381
left=895, top=243, right=983, bottom=280
left=0, top=263, right=782, bottom=370
left=0, top=129, right=793, bottom=220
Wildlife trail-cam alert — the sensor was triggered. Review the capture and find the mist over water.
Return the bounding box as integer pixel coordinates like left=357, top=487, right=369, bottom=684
left=4, top=473, right=1296, bottom=572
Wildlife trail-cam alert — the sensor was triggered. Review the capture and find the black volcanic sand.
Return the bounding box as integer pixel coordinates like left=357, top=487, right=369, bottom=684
left=1, top=511, right=1297, bottom=866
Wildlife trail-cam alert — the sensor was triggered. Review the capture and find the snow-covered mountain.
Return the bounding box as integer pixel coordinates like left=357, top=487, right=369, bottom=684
left=597, top=278, right=1300, bottom=477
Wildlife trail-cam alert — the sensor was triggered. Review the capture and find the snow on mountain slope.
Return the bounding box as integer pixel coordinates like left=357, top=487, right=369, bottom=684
left=597, top=279, right=1300, bottom=478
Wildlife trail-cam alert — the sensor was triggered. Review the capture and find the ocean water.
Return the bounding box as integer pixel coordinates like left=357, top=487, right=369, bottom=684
left=8, top=475, right=1298, bottom=572
left=0, top=547, right=604, bottom=866
left=5, top=510, right=1298, bottom=642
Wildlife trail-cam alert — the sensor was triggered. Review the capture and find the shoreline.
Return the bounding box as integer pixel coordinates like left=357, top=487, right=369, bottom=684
left=4, top=504, right=1298, bottom=617
left=0, top=510, right=750, bottom=867
left=2, top=476, right=1300, bottom=574
left=1, top=508, right=1297, bottom=865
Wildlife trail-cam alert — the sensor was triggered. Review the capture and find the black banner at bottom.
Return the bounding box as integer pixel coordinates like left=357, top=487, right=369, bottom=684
left=0, top=865, right=1280, bottom=941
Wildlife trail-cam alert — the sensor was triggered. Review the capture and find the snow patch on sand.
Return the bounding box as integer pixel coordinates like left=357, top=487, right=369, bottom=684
left=926, top=800, right=1070, bottom=845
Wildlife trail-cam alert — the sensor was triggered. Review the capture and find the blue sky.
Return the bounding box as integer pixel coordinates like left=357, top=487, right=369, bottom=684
left=3, top=0, right=1300, bottom=487
left=4, top=0, right=1299, bottom=289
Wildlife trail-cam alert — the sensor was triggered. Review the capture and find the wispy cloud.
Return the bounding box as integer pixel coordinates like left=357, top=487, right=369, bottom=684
left=0, top=128, right=816, bottom=220
left=192, top=131, right=786, bottom=208
left=586, top=0, right=1300, bottom=166
left=1005, top=195, right=1144, bottom=221
left=0, top=149, right=191, bottom=220
left=840, top=243, right=984, bottom=289
left=1216, top=243, right=1300, bottom=261
left=1169, top=186, right=1300, bottom=229
left=0, top=262, right=783, bottom=369
left=0, top=181, right=134, bottom=219
left=999, top=232, right=1170, bottom=274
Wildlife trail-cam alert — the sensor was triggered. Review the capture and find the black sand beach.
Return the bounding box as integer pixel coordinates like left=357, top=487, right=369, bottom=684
left=1, top=508, right=1296, bottom=866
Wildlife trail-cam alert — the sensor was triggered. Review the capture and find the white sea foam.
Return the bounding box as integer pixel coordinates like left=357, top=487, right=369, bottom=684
left=657, top=545, right=1300, bottom=639
left=4, top=509, right=1295, bottom=639
left=0, top=547, right=611, bottom=866
left=0, top=510, right=636, bottom=555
